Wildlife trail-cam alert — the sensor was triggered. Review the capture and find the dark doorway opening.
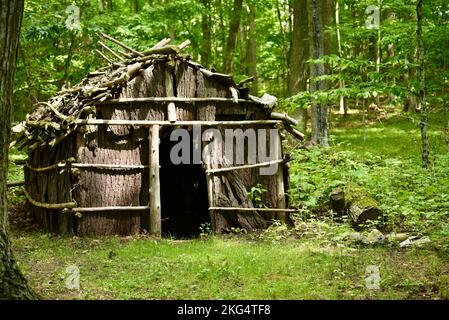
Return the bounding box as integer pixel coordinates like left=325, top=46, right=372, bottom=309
left=159, top=128, right=210, bottom=238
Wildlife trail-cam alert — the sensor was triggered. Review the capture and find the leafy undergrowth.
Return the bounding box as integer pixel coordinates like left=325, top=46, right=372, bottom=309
left=10, top=230, right=449, bottom=300
left=288, top=112, right=449, bottom=253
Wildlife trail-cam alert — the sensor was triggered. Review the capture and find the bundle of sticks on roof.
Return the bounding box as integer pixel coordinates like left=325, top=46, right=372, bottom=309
left=10, top=33, right=193, bottom=151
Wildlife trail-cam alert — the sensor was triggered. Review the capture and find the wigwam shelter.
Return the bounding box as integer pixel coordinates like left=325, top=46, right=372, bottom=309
left=12, top=34, right=303, bottom=237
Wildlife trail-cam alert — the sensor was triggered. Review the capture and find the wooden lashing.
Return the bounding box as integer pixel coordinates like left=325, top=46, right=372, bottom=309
left=149, top=125, right=161, bottom=236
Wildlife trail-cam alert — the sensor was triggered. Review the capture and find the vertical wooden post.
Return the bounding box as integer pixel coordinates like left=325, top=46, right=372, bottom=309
left=275, top=130, right=286, bottom=223
left=205, top=165, right=216, bottom=231
left=165, top=69, right=177, bottom=122
left=149, top=124, right=161, bottom=236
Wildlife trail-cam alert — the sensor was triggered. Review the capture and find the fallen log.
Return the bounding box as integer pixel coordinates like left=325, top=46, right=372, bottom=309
left=345, top=183, right=382, bottom=229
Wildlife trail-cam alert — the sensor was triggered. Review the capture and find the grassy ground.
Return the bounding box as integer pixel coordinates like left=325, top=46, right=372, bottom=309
left=330, top=110, right=448, bottom=160
left=7, top=107, right=449, bottom=300
left=10, top=231, right=449, bottom=300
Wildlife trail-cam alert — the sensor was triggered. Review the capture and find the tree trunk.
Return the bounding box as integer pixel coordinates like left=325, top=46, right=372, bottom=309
left=246, top=3, right=258, bottom=94
left=223, top=0, right=243, bottom=74
left=386, top=9, right=396, bottom=103
left=0, top=0, right=37, bottom=299
left=375, top=14, right=381, bottom=107
left=417, top=0, right=429, bottom=168
left=335, top=0, right=345, bottom=114
left=321, top=0, right=333, bottom=70
left=308, top=0, right=329, bottom=146
left=200, top=0, right=212, bottom=67
left=288, top=0, right=309, bottom=134
left=62, top=32, right=77, bottom=89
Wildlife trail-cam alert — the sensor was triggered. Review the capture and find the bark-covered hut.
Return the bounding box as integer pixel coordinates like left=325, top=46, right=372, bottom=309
left=12, top=35, right=303, bottom=237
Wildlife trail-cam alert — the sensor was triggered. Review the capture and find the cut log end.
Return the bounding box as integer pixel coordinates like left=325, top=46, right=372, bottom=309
left=345, top=183, right=383, bottom=229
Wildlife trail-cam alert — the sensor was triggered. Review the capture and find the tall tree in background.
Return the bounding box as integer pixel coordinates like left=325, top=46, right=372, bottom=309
left=288, top=0, right=309, bottom=133
left=335, top=0, right=345, bottom=114
left=200, top=0, right=212, bottom=67
left=308, top=0, right=329, bottom=146
left=223, top=0, right=243, bottom=74
left=416, top=0, right=429, bottom=168
left=246, top=2, right=258, bottom=93
left=0, top=0, right=36, bottom=299
left=321, top=0, right=333, bottom=68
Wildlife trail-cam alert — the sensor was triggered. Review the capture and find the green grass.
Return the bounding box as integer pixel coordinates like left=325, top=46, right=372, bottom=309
left=330, top=111, right=448, bottom=160
left=11, top=231, right=449, bottom=300
left=8, top=147, right=26, bottom=182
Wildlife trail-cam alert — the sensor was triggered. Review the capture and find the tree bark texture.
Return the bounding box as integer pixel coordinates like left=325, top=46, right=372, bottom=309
left=246, top=3, right=258, bottom=94
left=223, top=0, right=243, bottom=74
left=308, top=0, right=329, bottom=146
left=201, top=0, right=212, bottom=68
left=417, top=0, right=429, bottom=168
left=289, top=0, right=309, bottom=133
left=0, top=0, right=37, bottom=299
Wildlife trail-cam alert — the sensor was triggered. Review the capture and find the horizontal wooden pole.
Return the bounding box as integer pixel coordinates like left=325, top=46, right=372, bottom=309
left=206, top=159, right=285, bottom=174
left=7, top=180, right=25, bottom=188
left=270, top=112, right=299, bottom=127
left=92, top=97, right=257, bottom=105
left=25, top=161, right=148, bottom=172
left=209, top=207, right=297, bottom=212
left=283, top=124, right=305, bottom=141
left=72, top=163, right=148, bottom=170
left=25, top=162, right=66, bottom=172
left=70, top=206, right=150, bottom=212
left=75, top=119, right=281, bottom=126
left=23, top=187, right=77, bottom=209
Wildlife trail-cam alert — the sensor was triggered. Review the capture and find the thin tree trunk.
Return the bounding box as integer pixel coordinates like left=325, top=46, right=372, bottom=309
left=375, top=11, right=381, bottom=107
left=335, top=0, right=345, bottom=115
left=404, top=53, right=418, bottom=112
left=276, top=0, right=289, bottom=64
left=309, top=0, right=328, bottom=146
left=223, top=0, right=243, bottom=74
left=201, top=0, right=212, bottom=67
left=217, top=0, right=226, bottom=57
left=0, top=0, right=37, bottom=299
left=62, top=32, right=77, bottom=89
left=417, top=0, right=429, bottom=168
left=289, top=0, right=309, bottom=134
left=321, top=0, right=333, bottom=66
left=247, top=3, right=258, bottom=94
left=19, top=44, right=38, bottom=106
left=386, top=9, right=396, bottom=103
left=238, top=23, right=245, bottom=75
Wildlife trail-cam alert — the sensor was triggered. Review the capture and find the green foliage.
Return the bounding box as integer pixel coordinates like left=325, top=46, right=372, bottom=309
left=287, top=0, right=448, bottom=115
left=248, top=184, right=267, bottom=208
left=199, top=222, right=212, bottom=239
left=288, top=114, right=449, bottom=242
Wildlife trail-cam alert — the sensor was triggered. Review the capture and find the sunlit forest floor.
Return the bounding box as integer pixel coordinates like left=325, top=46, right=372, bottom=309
left=7, top=107, right=449, bottom=300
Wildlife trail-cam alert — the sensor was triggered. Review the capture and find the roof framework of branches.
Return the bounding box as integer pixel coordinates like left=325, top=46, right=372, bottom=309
left=11, top=33, right=299, bottom=151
